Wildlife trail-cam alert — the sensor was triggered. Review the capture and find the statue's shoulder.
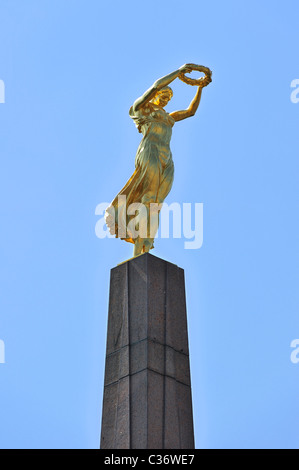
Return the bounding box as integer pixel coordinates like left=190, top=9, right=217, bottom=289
left=129, top=103, right=153, bottom=118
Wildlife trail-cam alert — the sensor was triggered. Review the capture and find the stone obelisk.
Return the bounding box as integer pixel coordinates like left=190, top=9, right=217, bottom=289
left=100, top=253, right=195, bottom=449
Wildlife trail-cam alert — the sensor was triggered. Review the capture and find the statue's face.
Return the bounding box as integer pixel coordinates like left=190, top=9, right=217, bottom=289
left=155, top=91, right=172, bottom=107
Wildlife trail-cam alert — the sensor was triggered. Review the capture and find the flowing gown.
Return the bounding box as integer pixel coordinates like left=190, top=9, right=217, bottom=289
left=105, top=102, right=175, bottom=245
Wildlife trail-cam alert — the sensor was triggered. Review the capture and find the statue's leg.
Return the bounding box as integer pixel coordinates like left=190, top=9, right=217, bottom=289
left=133, top=237, right=144, bottom=256
left=140, top=193, right=158, bottom=253
left=132, top=154, right=163, bottom=256
left=156, top=161, right=174, bottom=203
left=133, top=236, right=154, bottom=256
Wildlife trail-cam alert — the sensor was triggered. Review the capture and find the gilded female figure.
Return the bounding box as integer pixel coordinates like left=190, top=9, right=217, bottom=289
left=105, top=63, right=212, bottom=256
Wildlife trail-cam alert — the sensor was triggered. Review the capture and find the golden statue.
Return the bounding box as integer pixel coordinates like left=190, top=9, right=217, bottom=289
left=105, top=63, right=212, bottom=256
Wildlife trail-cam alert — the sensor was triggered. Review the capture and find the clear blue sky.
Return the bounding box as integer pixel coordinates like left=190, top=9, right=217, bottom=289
left=0, top=0, right=298, bottom=449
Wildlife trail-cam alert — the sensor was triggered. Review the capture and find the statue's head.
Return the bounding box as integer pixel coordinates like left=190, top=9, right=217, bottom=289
left=151, top=86, right=173, bottom=107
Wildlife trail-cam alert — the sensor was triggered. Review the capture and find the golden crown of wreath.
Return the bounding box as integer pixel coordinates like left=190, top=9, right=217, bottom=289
left=178, top=63, right=212, bottom=86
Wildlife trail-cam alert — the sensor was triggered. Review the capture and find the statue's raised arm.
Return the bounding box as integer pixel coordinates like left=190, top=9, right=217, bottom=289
left=170, top=64, right=212, bottom=121
left=132, top=64, right=194, bottom=113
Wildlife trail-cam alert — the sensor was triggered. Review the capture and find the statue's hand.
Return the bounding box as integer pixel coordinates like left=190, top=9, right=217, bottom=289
left=199, top=74, right=212, bottom=88
left=178, top=64, right=194, bottom=75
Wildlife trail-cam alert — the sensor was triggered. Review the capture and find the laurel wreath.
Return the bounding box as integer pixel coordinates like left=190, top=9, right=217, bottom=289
left=178, top=64, right=212, bottom=86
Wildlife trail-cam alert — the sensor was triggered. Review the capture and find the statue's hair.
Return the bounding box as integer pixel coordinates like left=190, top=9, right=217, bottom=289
left=151, top=86, right=173, bottom=104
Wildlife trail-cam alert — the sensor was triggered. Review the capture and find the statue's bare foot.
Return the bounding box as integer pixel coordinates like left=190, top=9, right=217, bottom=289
left=143, top=239, right=153, bottom=253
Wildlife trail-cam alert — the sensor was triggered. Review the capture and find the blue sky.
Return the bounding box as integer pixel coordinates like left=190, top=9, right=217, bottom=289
left=0, top=0, right=298, bottom=449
